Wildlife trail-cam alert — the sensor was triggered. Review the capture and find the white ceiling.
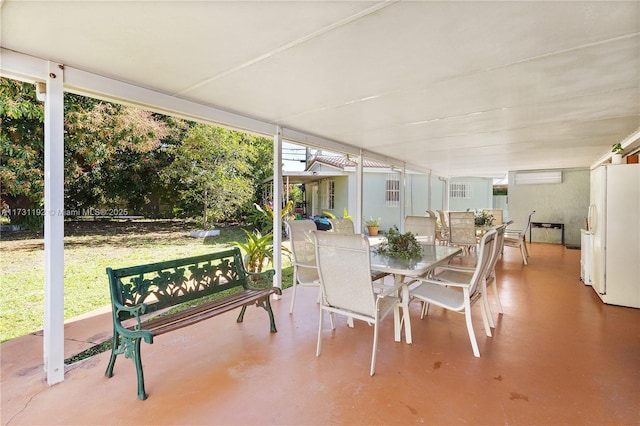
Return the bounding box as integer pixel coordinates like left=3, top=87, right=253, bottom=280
left=1, top=1, right=639, bottom=177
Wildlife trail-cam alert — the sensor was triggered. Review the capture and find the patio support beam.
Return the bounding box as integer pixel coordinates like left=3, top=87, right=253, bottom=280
left=42, top=61, right=65, bottom=385
left=355, top=150, right=364, bottom=233
left=272, top=127, right=283, bottom=294
left=399, top=166, right=406, bottom=232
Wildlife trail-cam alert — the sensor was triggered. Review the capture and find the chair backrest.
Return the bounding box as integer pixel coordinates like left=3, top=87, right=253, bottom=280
left=404, top=215, right=436, bottom=245
left=426, top=210, right=437, bottom=219
left=285, top=219, right=319, bottom=282
left=487, top=224, right=506, bottom=279
left=483, top=209, right=503, bottom=225
left=312, top=231, right=377, bottom=317
left=328, top=218, right=355, bottom=234
left=508, top=210, right=536, bottom=237
left=468, top=229, right=497, bottom=296
left=522, top=210, right=535, bottom=235
left=437, top=210, right=449, bottom=231
left=448, top=211, right=476, bottom=245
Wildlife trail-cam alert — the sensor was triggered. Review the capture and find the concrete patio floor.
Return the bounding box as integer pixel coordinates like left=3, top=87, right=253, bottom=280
left=2, top=244, right=639, bottom=425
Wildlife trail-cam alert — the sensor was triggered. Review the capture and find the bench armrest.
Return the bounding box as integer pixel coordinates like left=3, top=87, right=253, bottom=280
left=112, top=299, right=148, bottom=330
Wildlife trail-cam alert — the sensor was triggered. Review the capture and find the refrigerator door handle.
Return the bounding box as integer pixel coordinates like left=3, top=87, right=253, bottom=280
left=588, top=204, right=597, bottom=233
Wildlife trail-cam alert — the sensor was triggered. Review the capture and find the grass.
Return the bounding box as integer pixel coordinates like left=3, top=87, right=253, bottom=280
left=0, top=220, right=294, bottom=342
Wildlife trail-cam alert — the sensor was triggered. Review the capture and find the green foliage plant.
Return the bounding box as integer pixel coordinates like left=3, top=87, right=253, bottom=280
left=248, top=200, right=295, bottom=234
left=365, top=217, right=381, bottom=227
left=375, top=225, right=423, bottom=260
left=232, top=229, right=274, bottom=273
left=232, top=228, right=291, bottom=273
left=611, top=143, right=624, bottom=154
left=474, top=210, right=494, bottom=226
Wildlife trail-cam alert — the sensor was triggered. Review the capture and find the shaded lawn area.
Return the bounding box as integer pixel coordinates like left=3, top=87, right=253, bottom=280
left=0, top=220, right=293, bottom=342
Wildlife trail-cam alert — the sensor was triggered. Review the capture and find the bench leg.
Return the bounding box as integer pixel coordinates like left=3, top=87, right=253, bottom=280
left=264, top=297, right=278, bottom=333
left=133, top=338, right=148, bottom=400
left=236, top=298, right=278, bottom=333
left=236, top=304, right=248, bottom=323
left=105, top=332, right=120, bottom=378
left=105, top=332, right=148, bottom=400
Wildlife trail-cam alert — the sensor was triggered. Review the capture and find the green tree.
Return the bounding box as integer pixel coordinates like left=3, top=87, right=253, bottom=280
left=161, top=125, right=261, bottom=228
left=0, top=78, right=45, bottom=221
left=63, top=96, right=172, bottom=211
left=0, top=77, right=173, bottom=222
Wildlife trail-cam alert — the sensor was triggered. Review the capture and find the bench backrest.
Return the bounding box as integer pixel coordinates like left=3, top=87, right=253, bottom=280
left=106, top=248, right=249, bottom=321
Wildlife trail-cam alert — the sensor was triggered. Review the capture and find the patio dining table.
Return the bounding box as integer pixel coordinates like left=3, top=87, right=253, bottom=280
left=369, top=244, right=462, bottom=344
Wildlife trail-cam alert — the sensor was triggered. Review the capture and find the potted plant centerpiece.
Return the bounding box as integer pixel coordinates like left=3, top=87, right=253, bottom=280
left=365, top=217, right=381, bottom=236
left=611, top=143, right=624, bottom=165
left=375, top=226, right=423, bottom=260
left=474, top=210, right=494, bottom=227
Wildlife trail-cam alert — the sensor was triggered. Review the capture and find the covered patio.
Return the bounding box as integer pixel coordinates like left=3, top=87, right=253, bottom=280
left=2, top=244, right=639, bottom=425
left=1, top=2, right=639, bottom=420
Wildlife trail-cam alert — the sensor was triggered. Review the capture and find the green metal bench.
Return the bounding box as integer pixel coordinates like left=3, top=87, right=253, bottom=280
left=104, top=247, right=280, bottom=400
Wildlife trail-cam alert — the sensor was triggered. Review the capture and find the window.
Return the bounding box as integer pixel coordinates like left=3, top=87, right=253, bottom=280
left=321, top=180, right=335, bottom=210
left=385, top=174, right=400, bottom=207
left=450, top=182, right=472, bottom=199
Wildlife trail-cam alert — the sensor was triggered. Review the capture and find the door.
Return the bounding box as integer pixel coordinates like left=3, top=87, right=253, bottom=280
left=589, top=167, right=606, bottom=296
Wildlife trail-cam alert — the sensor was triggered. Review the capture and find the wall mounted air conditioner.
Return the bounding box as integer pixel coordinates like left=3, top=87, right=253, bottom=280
left=515, top=171, right=562, bottom=185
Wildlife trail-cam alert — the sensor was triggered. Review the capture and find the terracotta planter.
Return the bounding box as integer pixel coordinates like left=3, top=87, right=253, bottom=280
left=367, top=226, right=379, bottom=236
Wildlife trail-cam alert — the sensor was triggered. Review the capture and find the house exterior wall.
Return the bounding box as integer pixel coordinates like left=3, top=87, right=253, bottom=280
left=299, top=165, right=449, bottom=233
left=361, top=171, right=448, bottom=232
left=448, top=176, right=494, bottom=212
left=404, top=173, right=445, bottom=215
left=508, top=168, right=589, bottom=246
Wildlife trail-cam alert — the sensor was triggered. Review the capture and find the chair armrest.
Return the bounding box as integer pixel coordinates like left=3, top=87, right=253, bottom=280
left=412, top=276, right=470, bottom=289
left=292, top=261, right=317, bottom=269
left=376, top=281, right=404, bottom=299
left=504, top=230, right=523, bottom=238
left=436, top=264, right=475, bottom=273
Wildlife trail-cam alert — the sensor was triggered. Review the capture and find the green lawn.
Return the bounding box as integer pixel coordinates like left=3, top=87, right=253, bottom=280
left=0, top=220, right=293, bottom=342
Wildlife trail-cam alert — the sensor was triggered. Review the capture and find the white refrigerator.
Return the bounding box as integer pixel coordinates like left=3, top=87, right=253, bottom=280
left=588, top=163, right=640, bottom=308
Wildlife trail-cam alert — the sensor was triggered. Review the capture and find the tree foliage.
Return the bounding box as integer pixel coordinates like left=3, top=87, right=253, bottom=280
left=161, top=125, right=269, bottom=228
left=0, top=79, right=45, bottom=209
left=0, top=77, right=275, bottom=226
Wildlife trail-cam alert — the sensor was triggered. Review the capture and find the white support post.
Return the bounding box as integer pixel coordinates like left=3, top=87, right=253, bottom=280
left=272, top=127, right=283, bottom=296
left=426, top=171, right=432, bottom=211
left=399, top=166, right=406, bottom=232
left=43, top=62, right=65, bottom=385
left=355, top=151, right=364, bottom=233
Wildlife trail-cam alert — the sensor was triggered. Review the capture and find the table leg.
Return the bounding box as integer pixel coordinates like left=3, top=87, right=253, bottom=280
left=394, top=274, right=412, bottom=345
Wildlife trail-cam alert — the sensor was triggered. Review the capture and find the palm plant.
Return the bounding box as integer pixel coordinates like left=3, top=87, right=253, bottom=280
left=233, top=229, right=274, bottom=273
left=232, top=229, right=291, bottom=273
left=247, top=200, right=295, bottom=234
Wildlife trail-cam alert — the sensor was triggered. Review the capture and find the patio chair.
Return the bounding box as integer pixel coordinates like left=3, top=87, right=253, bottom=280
left=328, top=218, right=355, bottom=234
left=404, top=215, right=436, bottom=245
left=429, top=224, right=507, bottom=327
left=312, top=231, right=403, bottom=376
left=329, top=218, right=389, bottom=292
left=436, top=210, right=450, bottom=245
left=409, top=228, right=497, bottom=357
left=285, top=219, right=320, bottom=314
left=504, top=210, right=535, bottom=265
left=448, top=211, right=476, bottom=254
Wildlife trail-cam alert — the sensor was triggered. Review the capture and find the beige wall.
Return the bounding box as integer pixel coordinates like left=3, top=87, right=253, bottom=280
left=508, top=168, right=590, bottom=246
